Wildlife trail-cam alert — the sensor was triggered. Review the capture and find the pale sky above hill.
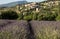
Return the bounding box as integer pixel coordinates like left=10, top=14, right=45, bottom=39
left=0, top=0, right=45, bottom=4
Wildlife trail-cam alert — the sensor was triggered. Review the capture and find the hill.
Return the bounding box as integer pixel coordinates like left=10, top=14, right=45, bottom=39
left=0, top=1, right=27, bottom=7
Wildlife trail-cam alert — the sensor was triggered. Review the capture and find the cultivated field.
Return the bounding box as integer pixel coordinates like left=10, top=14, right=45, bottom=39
left=0, top=20, right=60, bottom=39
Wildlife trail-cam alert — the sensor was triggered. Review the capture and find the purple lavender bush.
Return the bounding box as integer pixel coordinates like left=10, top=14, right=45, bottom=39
left=30, top=21, right=60, bottom=39
left=0, top=20, right=30, bottom=39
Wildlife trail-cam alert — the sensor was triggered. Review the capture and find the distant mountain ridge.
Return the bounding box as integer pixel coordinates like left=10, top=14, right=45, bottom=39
left=0, top=1, right=27, bottom=7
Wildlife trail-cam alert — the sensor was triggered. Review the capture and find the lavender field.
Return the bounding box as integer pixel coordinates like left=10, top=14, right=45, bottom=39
left=0, top=20, right=31, bottom=39
left=30, top=21, right=60, bottom=39
left=0, top=20, right=60, bottom=39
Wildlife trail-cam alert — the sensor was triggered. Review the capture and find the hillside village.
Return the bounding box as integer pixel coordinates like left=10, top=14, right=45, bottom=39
left=16, top=1, right=60, bottom=13
left=0, top=1, right=60, bottom=21
left=0, top=1, right=60, bottom=13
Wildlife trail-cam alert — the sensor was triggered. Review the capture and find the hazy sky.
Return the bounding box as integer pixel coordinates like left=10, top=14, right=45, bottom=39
left=0, top=0, right=45, bottom=4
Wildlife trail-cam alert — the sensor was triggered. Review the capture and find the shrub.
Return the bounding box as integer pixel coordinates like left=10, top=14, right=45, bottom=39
left=38, top=12, right=58, bottom=21
left=56, top=15, right=60, bottom=21
left=23, top=12, right=33, bottom=21
left=32, top=13, right=37, bottom=20
left=37, top=14, right=43, bottom=21
left=0, top=15, right=2, bottom=19
left=23, top=15, right=32, bottom=21
left=1, top=11, right=18, bottom=19
left=0, top=12, right=2, bottom=19
left=17, top=13, right=23, bottom=20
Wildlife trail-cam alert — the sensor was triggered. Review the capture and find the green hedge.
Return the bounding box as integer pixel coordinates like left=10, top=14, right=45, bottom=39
left=1, top=11, right=18, bottom=19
